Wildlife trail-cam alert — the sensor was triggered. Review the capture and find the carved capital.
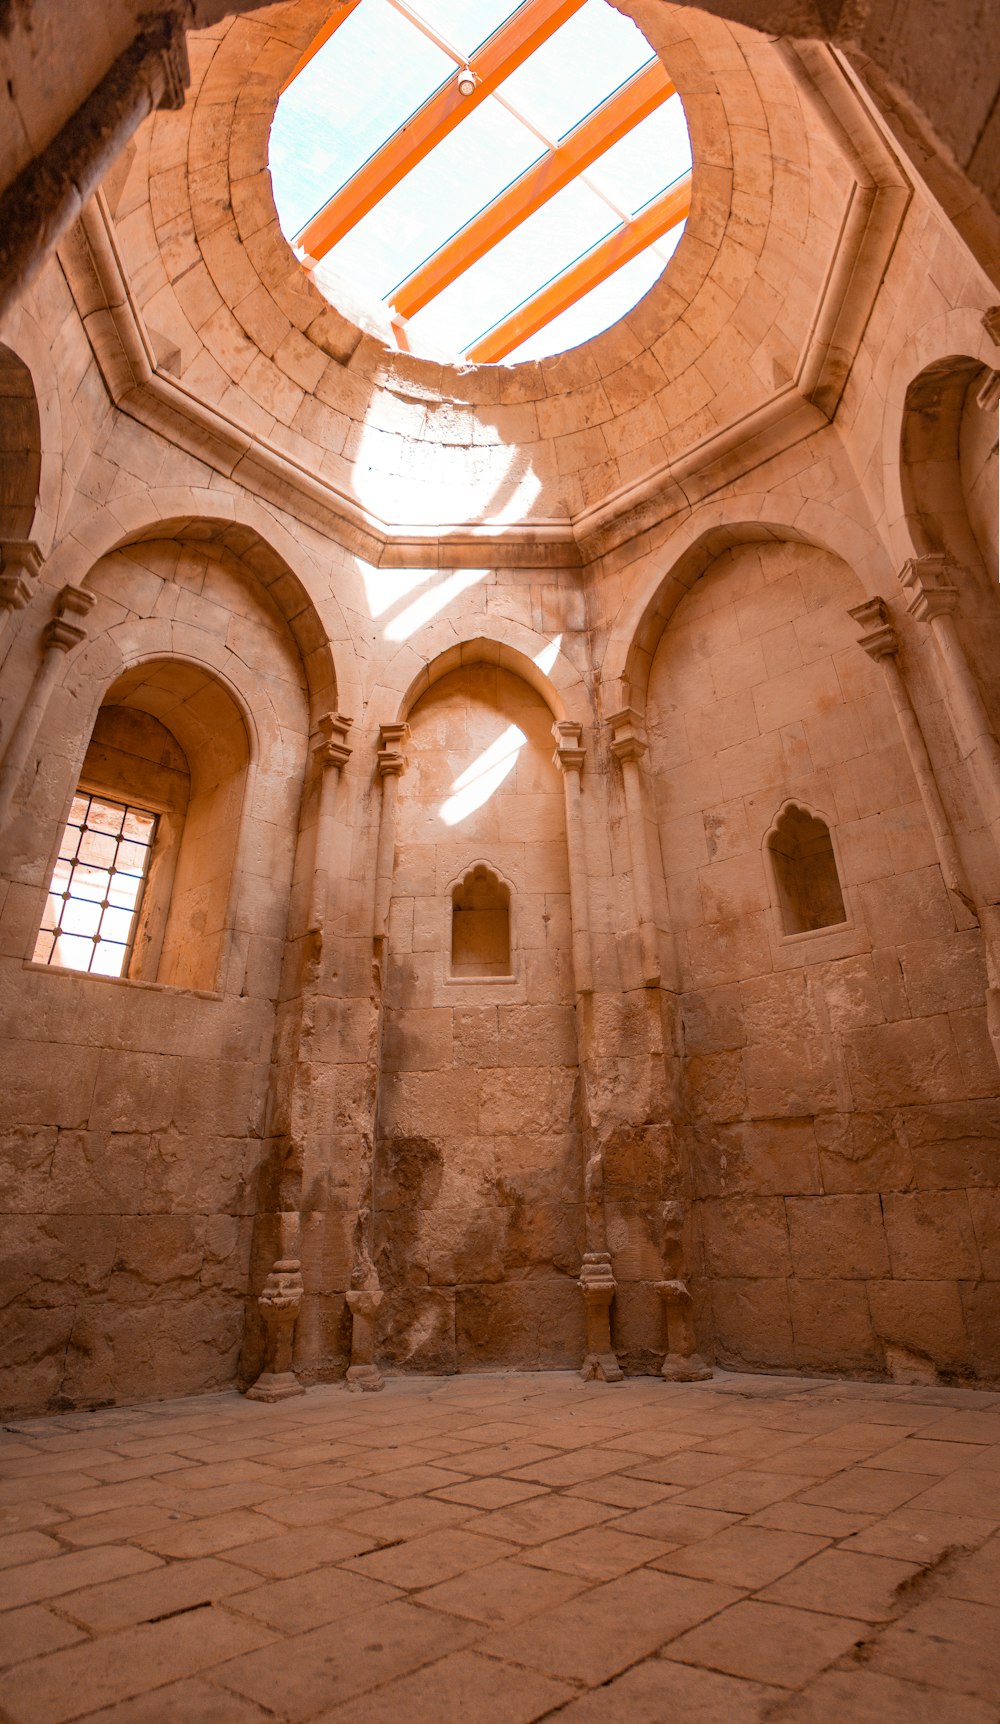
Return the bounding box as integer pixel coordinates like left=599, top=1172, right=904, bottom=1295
left=983, top=306, right=1000, bottom=349
left=898, top=555, right=961, bottom=623
left=552, top=719, right=585, bottom=775
left=607, top=705, right=647, bottom=764
left=849, top=595, right=899, bottom=661
left=42, top=585, right=95, bottom=654
left=0, top=541, right=43, bottom=610
left=315, top=711, right=353, bottom=773
left=376, top=721, right=409, bottom=779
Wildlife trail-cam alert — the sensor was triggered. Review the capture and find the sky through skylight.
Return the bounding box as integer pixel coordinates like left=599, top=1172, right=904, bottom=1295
left=269, top=0, right=691, bottom=364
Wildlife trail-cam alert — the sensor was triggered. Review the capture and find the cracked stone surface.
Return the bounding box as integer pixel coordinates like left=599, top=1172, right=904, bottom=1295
left=3, top=1369, right=1000, bottom=1722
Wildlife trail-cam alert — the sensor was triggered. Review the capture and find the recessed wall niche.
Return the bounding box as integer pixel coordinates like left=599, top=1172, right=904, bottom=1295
left=451, top=863, right=512, bottom=978
left=767, top=803, right=847, bottom=935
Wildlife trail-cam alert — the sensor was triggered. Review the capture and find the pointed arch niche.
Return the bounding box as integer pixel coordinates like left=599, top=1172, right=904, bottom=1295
left=374, top=654, right=584, bottom=1375
left=765, top=800, right=847, bottom=937
left=450, top=862, right=512, bottom=980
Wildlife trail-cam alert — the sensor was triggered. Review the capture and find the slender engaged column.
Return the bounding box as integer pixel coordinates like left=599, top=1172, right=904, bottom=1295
left=0, top=585, right=95, bottom=829
left=850, top=597, right=978, bottom=925
left=552, top=720, right=594, bottom=995
left=373, top=723, right=409, bottom=942
left=608, top=706, right=660, bottom=986
left=346, top=1286, right=385, bottom=1392
left=307, top=713, right=353, bottom=936
left=0, top=17, right=189, bottom=327
left=245, top=1212, right=305, bottom=1403
left=899, top=557, right=1000, bottom=856
left=0, top=542, right=42, bottom=647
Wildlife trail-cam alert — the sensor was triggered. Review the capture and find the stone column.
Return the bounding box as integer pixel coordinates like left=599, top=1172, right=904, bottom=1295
left=0, top=585, right=96, bottom=830
left=552, top=720, right=594, bottom=996
left=898, top=556, right=1000, bottom=856
left=608, top=706, right=660, bottom=986
left=577, top=1132, right=624, bottom=1383
left=850, top=597, right=978, bottom=926
left=658, top=1202, right=711, bottom=1381
left=306, top=713, right=353, bottom=938
left=373, top=723, right=409, bottom=944
left=0, top=542, right=42, bottom=647
left=0, top=15, right=189, bottom=327
left=346, top=1284, right=384, bottom=1392
left=245, top=1212, right=305, bottom=1403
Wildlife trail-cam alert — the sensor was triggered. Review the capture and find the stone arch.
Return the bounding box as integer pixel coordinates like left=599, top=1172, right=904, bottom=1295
left=882, top=307, right=998, bottom=571
left=605, top=497, right=888, bottom=714
left=898, top=355, right=998, bottom=578
left=389, top=632, right=574, bottom=728
left=41, top=487, right=357, bottom=720
left=0, top=308, right=61, bottom=555
left=0, top=344, right=41, bottom=545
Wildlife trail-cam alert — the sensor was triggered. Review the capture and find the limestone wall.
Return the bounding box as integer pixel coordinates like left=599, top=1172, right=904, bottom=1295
left=0, top=0, right=997, bottom=1411
left=646, top=539, right=999, bottom=1381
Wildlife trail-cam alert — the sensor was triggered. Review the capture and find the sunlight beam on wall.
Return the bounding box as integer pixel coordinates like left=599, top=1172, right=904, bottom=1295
left=384, top=567, right=489, bottom=640
left=438, top=722, right=527, bottom=825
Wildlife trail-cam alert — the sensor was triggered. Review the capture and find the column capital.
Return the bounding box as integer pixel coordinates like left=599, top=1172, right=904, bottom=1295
left=848, top=595, right=899, bottom=661
left=606, top=705, right=647, bottom=763
left=315, top=712, right=353, bottom=772
left=898, top=555, right=962, bottom=623
left=43, top=585, right=96, bottom=652
left=552, top=719, right=585, bottom=775
left=983, top=305, right=1000, bottom=348
left=376, top=721, right=409, bottom=778
left=0, top=540, right=43, bottom=613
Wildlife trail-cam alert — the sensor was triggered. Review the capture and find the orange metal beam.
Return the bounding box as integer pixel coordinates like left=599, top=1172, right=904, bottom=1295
left=390, top=61, right=674, bottom=322
left=281, top=1, right=364, bottom=96
left=464, top=172, right=692, bottom=363
left=295, top=0, right=588, bottom=265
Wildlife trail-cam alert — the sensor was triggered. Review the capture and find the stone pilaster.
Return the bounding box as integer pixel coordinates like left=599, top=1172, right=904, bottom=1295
left=0, top=585, right=95, bottom=831
left=607, top=706, right=660, bottom=987
left=850, top=596, right=978, bottom=926
left=552, top=720, right=593, bottom=996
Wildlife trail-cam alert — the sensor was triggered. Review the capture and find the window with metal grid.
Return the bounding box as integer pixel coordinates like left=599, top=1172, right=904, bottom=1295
left=33, top=791, right=158, bottom=977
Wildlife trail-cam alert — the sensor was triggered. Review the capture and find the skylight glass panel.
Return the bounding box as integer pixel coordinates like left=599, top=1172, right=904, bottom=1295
left=505, top=236, right=683, bottom=361
left=269, top=0, right=453, bottom=239
left=412, top=0, right=522, bottom=58
left=496, top=0, right=653, bottom=142
left=323, top=96, right=545, bottom=299
left=586, top=95, right=692, bottom=217
left=269, top=0, right=691, bottom=363
left=406, top=177, right=619, bottom=354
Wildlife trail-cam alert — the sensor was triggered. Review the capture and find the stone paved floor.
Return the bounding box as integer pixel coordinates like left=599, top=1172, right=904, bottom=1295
left=2, top=1371, right=1000, bottom=1723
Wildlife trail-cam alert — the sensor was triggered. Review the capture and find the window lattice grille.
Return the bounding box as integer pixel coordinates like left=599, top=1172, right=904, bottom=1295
left=33, top=792, right=157, bottom=977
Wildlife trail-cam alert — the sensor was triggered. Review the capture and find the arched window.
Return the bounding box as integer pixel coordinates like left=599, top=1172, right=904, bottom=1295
left=450, top=864, right=511, bottom=978
left=34, top=658, right=250, bottom=991
left=767, top=804, right=846, bottom=936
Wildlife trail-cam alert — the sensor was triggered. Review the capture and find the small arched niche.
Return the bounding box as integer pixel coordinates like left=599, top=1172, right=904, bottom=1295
left=35, top=657, right=251, bottom=992
left=450, top=864, right=512, bottom=979
left=0, top=342, right=41, bottom=542
left=901, top=355, right=999, bottom=577
left=766, top=803, right=847, bottom=937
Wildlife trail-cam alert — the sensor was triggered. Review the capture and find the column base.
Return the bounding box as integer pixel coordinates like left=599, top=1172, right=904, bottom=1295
left=244, top=1370, right=305, bottom=1402
left=581, top=1351, right=624, bottom=1383
left=661, top=1352, right=712, bottom=1383
left=346, top=1362, right=384, bottom=1392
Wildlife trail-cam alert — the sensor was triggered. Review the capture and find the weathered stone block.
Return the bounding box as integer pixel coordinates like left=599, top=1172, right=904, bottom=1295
left=789, top=1278, right=882, bottom=1371
left=882, top=1191, right=982, bottom=1279
left=787, top=1194, right=890, bottom=1279
left=701, top=1197, right=791, bottom=1278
